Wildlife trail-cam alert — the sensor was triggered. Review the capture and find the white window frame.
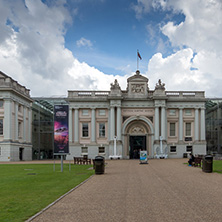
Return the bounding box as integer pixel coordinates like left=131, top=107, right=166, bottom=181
left=81, top=146, right=88, bottom=154
left=82, top=123, right=89, bottom=137
left=185, top=122, right=192, bottom=136
left=0, top=100, right=3, bottom=108
left=99, top=123, right=105, bottom=137
left=18, top=121, right=22, bottom=137
left=186, top=146, right=193, bottom=152
left=98, top=146, right=105, bottom=154
left=170, top=146, right=177, bottom=153
left=0, top=119, right=3, bottom=135
left=169, top=123, right=176, bottom=137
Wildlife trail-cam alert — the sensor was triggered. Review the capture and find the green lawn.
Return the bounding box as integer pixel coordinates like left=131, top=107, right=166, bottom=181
left=0, top=164, right=94, bottom=222
left=213, top=160, right=222, bottom=173
left=184, top=160, right=222, bottom=173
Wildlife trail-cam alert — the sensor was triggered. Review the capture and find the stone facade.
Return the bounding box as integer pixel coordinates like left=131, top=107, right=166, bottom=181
left=67, top=70, right=206, bottom=159
left=0, top=71, right=33, bottom=161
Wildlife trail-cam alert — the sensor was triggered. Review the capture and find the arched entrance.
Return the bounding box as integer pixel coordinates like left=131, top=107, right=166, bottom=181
left=122, top=116, right=154, bottom=159
left=129, top=135, right=146, bottom=159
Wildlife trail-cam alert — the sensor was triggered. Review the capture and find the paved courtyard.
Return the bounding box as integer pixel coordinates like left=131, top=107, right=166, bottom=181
left=29, top=159, right=222, bottom=222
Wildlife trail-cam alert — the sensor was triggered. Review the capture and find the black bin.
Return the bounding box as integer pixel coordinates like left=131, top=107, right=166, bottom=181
left=94, top=156, right=105, bottom=175
left=183, top=153, right=188, bottom=158
left=202, top=155, right=213, bottom=173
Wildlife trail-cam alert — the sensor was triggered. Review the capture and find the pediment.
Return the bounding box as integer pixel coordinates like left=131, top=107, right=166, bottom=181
left=126, top=70, right=149, bottom=96
left=127, top=72, right=148, bottom=83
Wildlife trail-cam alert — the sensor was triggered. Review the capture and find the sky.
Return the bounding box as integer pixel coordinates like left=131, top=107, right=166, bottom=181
left=0, top=0, right=222, bottom=98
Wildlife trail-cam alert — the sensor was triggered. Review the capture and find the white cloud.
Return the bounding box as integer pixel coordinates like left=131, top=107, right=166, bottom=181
left=134, top=0, right=222, bottom=97
left=76, top=37, right=93, bottom=48
left=148, top=48, right=207, bottom=91
left=0, top=0, right=127, bottom=97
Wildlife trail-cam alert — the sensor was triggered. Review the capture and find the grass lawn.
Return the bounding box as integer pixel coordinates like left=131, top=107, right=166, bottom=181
left=184, top=160, right=222, bottom=174
left=0, top=163, right=94, bottom=222
left=213, top=160, right=222, bottom=174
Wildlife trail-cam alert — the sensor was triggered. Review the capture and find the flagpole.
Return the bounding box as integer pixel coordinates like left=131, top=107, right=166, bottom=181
left=137, top=49, right=139, bottom=70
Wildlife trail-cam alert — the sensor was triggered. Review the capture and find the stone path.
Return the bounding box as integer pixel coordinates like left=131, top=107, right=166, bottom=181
left=29, top=159, right=222, bottom=222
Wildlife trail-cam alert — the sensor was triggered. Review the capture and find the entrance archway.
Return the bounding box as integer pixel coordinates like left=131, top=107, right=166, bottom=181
left=122, top=116, right=154, bottom=159
left=129, top=135, right=146, bottom=159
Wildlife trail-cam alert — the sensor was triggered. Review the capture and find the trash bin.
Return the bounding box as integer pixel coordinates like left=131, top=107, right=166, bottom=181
left=202, top=155, right=213, bottom=173
left=94, top=156, right=105, bottom=174
left=183, top=153, right=188, bottom=158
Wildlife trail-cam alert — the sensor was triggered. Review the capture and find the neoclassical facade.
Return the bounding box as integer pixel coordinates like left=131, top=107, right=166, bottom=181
left=0, top=72, right=32, bottom=161
left=67, top=70, right=206, bottom=159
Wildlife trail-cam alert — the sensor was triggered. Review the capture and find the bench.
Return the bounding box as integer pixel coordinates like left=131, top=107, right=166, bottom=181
left=73, top=156, right=91, bottom=165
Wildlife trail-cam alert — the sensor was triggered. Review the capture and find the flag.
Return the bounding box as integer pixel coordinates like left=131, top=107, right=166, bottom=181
left=137, top=51, right=142, bottom=60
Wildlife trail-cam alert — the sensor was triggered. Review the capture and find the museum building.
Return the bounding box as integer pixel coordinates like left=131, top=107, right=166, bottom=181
left=67, top=70, right=207, bottom=159
left=0, top=70, right=207, bottom=161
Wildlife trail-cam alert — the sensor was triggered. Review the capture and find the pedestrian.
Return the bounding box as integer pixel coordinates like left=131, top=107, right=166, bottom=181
left=188, top=153, right=194, bottom=166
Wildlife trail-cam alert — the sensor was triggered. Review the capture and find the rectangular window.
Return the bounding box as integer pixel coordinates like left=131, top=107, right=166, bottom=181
left=99, top=110, right=106, bottom=116
left=82, top=109, right=89, bottom=116
left=98, top=147, right=105, bottom=154
left=170, top=123, right=176, bottom=136
left=169, top=109, right=176, bottom=116
left=186, top=146, right=193, bottom=152
left=170, top=146, right=177, bottom=153
left=0, top=119, right=3, bottom=135
left=185, top=109, right=192, bottom=116
left=0, top=100, right=3, bottom=108
left=18, top=104, right=22, bottom=112
left=18, top=122, right=22, bottom=137
left=81, top=147, right=88, bottom=154
left=185, top=123, right=191, bottom=136
left=82, top=123, right=89, bottom=137
left=99, top=123, right=105, bottom=137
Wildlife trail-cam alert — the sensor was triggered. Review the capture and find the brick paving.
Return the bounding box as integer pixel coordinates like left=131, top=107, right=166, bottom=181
left=27, top=159, right=222, bottom=222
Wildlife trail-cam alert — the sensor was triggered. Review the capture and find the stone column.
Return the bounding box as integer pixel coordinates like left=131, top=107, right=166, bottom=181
left=110, top=107, right=115, bottom=140
left=161, top=106, right=166, bottom=140
left=108, top=108, right=110, bottom=141
left=69, top=108, right=73, bottom=143
left=28, top=108, right=32, bottom=143
left=117, top=106, right=121, bottom=141
left=23, top=106, right=26, bottom=142
left=195, top=108, right=199, bottom=141
left=15, top=102, right=18, bottom=140
left=179, top=108, right=183, bottom=141
left=74, top=108, right=79, bottom=143
left=3, top=99, right=12, bottom=140
left=154, top=107, right=159, bottom=141
left=200, top=108, right=206, bottom=141
left=91, top=108, right=96, bottom=143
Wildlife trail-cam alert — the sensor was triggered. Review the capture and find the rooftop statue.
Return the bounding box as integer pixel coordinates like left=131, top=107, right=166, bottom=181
left=155, top=79, right=165, bottom=90
left=110, top=79, right=121, bottom=90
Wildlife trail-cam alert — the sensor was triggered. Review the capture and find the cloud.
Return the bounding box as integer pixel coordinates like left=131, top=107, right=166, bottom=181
left=148, top=48, right=208, bottom=91
left=76, top=37, right=93, bottom=48
left=134, top=0, right=222, bottom=97
left=0, top=0, right=125, bottom=97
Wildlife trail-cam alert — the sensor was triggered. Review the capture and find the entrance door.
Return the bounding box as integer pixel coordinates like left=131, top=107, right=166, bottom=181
left=19, top=148, right=24, bottom=161
left=129, top=136, right=146, bottom=159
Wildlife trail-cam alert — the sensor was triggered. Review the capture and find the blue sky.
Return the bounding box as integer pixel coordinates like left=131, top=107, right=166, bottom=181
left=64, top=0, right=184, bottom=74
left=0, top=0, right=222, bottom=97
